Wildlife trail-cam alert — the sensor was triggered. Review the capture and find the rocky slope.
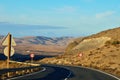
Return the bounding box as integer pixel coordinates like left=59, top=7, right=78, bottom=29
left=39, top=27, right=120, bottom=78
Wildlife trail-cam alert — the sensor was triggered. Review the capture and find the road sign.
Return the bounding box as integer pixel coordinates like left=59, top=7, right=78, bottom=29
left=78, top=53, right=83, bottom=57
left=2, top=33, right=16, bottom=77
left=2, top=33, right=16, bottom=46
left=4, top=47, right=15, bottom=57
left=30, top=53, right=34, bottom=58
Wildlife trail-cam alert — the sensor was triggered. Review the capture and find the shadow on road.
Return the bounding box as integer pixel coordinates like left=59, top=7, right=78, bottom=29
left=37, top=65, right=75, bottom=80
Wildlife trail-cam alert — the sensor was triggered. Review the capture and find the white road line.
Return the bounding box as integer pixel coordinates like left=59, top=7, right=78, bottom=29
left=74, top=66, right=120, bottom=80
left=47, top=65, right=72, bottom=80
left=64, top=71, right=72, bottom=80
left=7, top=67, right=46, bottom=80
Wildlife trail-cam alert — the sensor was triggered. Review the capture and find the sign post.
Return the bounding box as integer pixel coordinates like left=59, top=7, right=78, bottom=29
left=2, top=33, right=16, bottom=77
left=30, top=53, right=34, bottom=66
left=30, top=53, right=34, bottom=72
left=7, top=34, right=11, bottom=70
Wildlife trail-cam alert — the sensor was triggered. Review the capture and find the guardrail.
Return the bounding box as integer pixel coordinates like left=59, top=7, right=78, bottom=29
left=0, top=66, right=42, bottom=80
left=0, top=61, right=41, bottom=80
left=9, top=60, right=40, bottom=66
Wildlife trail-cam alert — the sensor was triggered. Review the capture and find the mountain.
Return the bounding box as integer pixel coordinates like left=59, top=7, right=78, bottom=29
left=16, top=36, right=72, bottom=45
left=0, top=35, right=74, bottom=55
left=39, top=27, right=120, bottom=78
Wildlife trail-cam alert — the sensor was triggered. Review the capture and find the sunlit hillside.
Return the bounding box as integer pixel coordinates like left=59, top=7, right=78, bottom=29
left=39, top=27, right=120, bottom=78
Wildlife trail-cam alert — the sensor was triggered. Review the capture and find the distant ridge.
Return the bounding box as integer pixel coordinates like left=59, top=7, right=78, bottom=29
left=0, top=35, right=74, bottom=55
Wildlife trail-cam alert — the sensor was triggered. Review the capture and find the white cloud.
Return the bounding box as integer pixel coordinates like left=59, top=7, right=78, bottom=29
left=95, top=11, right=116, bottom=19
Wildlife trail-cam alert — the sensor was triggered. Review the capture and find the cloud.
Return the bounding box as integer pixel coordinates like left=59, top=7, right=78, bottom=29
left=54, top=6, right=76, bottom=13
left=0, top=22, right=68, bottom=37
left=0, top=22, right=67, bottom=29
left=95, top=11, right=116, bottom=19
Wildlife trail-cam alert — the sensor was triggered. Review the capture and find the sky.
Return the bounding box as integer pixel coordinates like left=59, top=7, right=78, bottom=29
left=0, top=0, right=120, bottom=37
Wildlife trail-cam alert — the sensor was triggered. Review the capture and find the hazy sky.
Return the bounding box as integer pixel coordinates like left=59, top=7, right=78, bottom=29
left=0, top=0, right=120, bottom=37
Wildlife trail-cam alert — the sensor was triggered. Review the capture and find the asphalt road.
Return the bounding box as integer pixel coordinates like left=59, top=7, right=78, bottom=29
left=9, top=64, right=120, bottom=80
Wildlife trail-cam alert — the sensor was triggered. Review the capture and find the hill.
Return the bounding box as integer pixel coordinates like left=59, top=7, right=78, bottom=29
left=0, top=36, right=73, bottom=56
left=39, top=27, right=120, bottom=78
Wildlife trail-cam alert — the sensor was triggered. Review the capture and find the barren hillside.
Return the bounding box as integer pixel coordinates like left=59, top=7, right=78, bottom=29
left=39, top=27, right=120, bottom=78
left=0, top=36, right=73, bottom=55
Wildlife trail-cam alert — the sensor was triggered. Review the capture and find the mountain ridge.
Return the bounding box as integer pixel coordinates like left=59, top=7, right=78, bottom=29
left=0, top=35, right=74, bottom=55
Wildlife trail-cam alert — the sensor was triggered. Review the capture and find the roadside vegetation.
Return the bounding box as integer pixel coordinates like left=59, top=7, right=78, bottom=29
left=0, top=60, right=41, bottom=79
left=39, top=27, right=120, bottom=78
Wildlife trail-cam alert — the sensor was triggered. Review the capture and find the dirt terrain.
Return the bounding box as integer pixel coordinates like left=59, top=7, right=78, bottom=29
left=39, top=27, right=120, bottom=78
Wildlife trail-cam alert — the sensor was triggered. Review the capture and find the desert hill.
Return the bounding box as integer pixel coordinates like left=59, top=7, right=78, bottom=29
left=65, top=27, right=120, bottom=53
left=86, top=27, right=120, bottom=40
left=39, top=27, right=120, bottom=78
left=0, top=36, right=73, bottom=55
left=15, top=36, right=72, bottom=46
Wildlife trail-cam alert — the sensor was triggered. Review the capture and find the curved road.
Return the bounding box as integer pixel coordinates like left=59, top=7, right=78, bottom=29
left=9, top=64, right=120, bottom=80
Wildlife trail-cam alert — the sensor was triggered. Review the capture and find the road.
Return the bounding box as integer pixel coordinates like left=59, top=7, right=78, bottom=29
left=9, top=64, right=120, bottom=80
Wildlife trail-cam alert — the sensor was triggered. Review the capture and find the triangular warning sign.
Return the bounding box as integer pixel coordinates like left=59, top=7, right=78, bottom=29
left=11, top=37, right=16, bottom=46
left=2, top=33, right=16, bottom=46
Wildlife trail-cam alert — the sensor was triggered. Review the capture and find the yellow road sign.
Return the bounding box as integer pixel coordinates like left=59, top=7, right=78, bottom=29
left=2, top=33, right=16, bottom=46
left=4, top=47, right=15, bottom=57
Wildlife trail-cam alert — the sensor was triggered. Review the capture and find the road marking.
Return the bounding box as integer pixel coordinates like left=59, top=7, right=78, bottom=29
left=44, top=64, right=72, bottom=80
left=64, top=71, right=72, bottom=80
left=7, top=67, right=46, bottom=80
left=73, top=66, right=120, bottom=80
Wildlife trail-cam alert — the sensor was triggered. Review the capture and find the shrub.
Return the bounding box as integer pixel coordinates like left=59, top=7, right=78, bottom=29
left=112, top=40, right=120, bottom=45
left=105, top=40, right=120, bottom=46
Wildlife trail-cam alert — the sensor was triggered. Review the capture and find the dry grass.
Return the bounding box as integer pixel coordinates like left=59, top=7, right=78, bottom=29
left=39, top=27, right=120, bottom=78
left=39, top=45, right=120, bottom=78
left=0, top=60, right=41, bottom=79
left=0, top=60, right=30, bottom=69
